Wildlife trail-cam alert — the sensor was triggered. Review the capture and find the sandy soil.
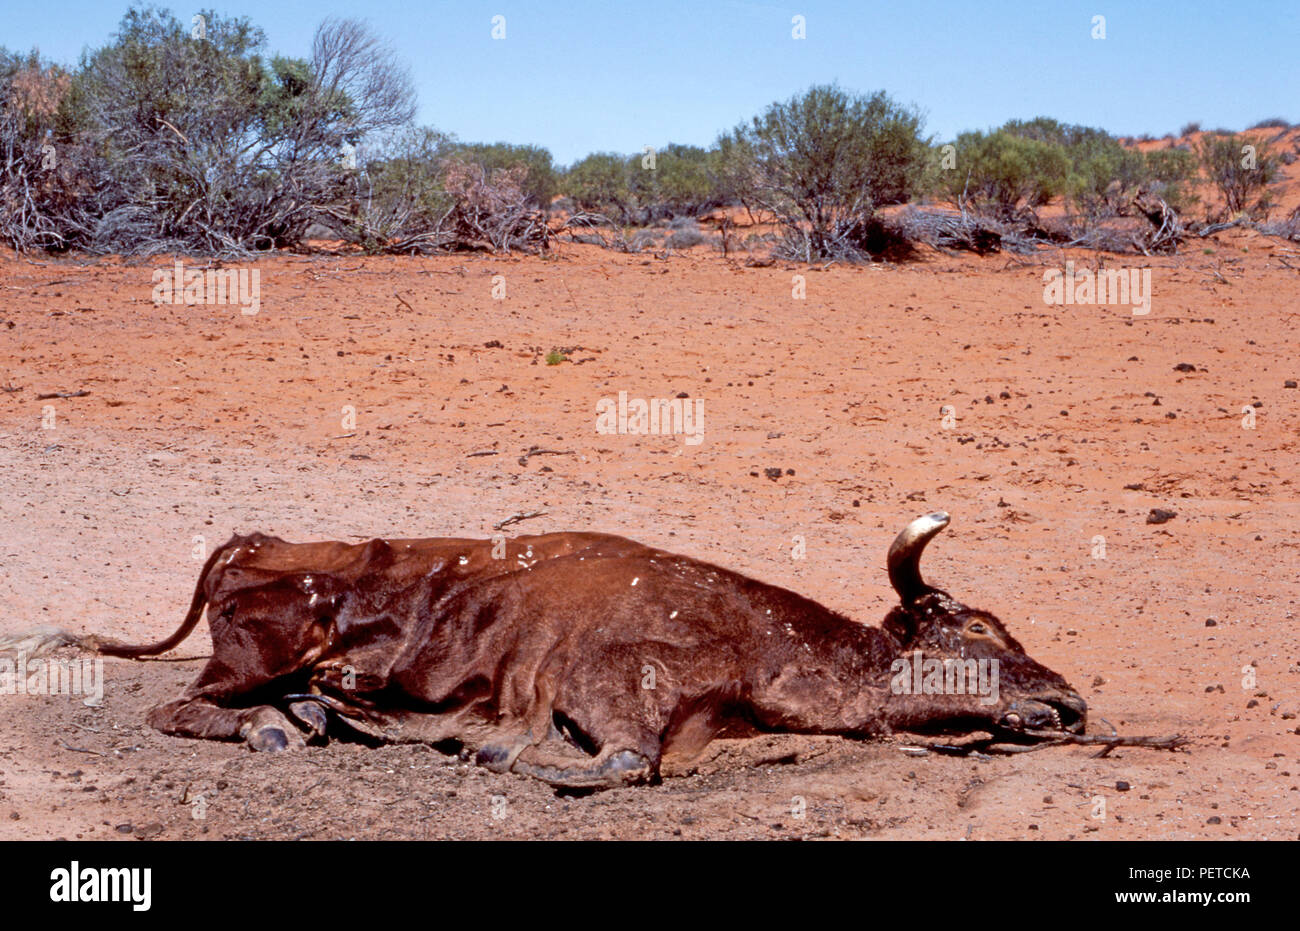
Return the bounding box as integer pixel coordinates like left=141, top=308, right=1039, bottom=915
left=0, top=225, right=1297, bottom=840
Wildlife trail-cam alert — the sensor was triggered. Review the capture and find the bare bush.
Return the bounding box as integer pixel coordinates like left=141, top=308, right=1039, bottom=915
left=34, top=10, right=415, bottom=255
left=666, top=221, right=704, bottom=249
left=439, top=159, right=548, bottom=253
left=893, top=207, right=1031, bottom=255
left=1196, top=133, right=1280, bottom=218
left=322, top=125, right=455, bottom=253
left=0, top=51, right=73, bottom=251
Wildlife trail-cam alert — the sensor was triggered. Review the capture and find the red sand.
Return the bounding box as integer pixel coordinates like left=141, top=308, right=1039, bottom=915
left=0, top=220, right=1297, bottom=839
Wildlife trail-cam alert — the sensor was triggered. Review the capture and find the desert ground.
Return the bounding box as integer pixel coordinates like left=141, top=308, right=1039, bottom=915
left=0, top=214, right=1297, bottom=839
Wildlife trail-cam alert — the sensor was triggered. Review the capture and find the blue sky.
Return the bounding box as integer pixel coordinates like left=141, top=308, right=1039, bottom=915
left=5, top=1, right=1297, bottom=165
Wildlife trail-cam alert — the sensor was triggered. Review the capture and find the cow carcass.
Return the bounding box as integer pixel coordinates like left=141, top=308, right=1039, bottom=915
left=9, top=513, right=1086, bottom=788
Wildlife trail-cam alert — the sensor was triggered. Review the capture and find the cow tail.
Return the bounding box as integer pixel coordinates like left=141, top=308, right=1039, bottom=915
left=92, top=539, right=236, bottom=658
left=0, top=538, right=235, bottom=660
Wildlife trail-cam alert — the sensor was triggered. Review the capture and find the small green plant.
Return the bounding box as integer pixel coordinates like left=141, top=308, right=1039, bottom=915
left=545, top=349, right=569, bottom=365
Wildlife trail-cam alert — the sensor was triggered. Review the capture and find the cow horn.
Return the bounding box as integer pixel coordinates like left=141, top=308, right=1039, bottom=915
left=887, top=512, right=950, bottom=604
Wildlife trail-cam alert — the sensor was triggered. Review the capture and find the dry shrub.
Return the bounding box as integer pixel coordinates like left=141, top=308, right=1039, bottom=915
left=0, top=59, right=76, bottom=251
left=440, top=160, right=548, bottom=253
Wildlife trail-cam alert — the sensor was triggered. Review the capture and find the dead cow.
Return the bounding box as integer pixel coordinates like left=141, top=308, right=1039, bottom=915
left=16, top=513, right=1085, bottom=788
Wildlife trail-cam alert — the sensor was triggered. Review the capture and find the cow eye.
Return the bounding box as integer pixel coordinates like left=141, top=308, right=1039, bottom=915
left=967, top=622, right=988, bottom=635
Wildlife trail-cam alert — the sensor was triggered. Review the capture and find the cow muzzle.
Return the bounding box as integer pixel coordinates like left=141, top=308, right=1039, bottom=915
left=997, top=692, right=1087, bottom=735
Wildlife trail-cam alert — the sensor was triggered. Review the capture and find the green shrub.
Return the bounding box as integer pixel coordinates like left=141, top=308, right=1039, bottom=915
left=1196, top=133, right=1280, bottom=216
left=562, top=152, right=634, bottom=221
left=721, top=84, right=927, bottom=260
left=55, top=7, right=414, bottom=254
left=936, top=129, right=1070, bottom=218
left=628, top=143, right=718, bottom=218
left=1141, top=146, right=1199, bottom=212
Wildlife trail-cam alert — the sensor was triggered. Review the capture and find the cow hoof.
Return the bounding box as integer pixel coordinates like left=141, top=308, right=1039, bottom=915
left=241, top=708, right=306, bottom=752
left=288, top=701, right=329, bottom=741
left=476, top=740, right=528, bottom=773
left=248, top=726, right=292, bottom=752
left=604, top=750, right=653, bottom=784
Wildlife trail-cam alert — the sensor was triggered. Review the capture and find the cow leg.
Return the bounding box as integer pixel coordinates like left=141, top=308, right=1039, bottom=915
left=287, top=700, right=329, bottom=742
left=509, top=742, right=656, bottom=789
left=475, top=733, right=534, bottom=773
left=147, top=698, right=306, bottom=752
left=493, top=659, right=666, bottom=787
left=507, top=705, right=662, bottom=788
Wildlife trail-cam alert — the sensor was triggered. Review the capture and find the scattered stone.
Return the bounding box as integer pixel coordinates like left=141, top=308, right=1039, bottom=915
left=1146, top=508, right=1177, bottom=524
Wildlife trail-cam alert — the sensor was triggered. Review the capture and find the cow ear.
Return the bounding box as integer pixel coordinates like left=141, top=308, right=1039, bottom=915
left=882, top=605, right=918, bottom=645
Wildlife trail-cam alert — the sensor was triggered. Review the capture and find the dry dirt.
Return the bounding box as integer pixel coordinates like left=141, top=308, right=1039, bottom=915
left=0, top=229, right=1297, bottom=840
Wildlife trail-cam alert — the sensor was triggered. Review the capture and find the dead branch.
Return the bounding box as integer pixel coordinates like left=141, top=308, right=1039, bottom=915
left=517, top=446, right=575, bottom=466
left=493, top=510, right=547, bottom=531
left=912, top=729, right=1190, bottom=758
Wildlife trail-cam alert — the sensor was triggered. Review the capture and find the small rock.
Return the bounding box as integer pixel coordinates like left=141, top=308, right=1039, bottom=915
left=1173, top=362, right=1196, bottom=372
left=1116, top=781, right=1131, bottom=792
left=1146, top=508, right=1177, bottom=525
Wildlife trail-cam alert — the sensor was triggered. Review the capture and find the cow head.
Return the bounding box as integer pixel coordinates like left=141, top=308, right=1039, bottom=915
left=880, top=513, right=1086, bottom=737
